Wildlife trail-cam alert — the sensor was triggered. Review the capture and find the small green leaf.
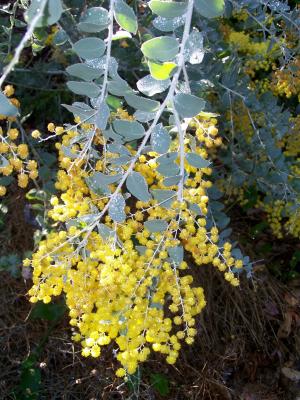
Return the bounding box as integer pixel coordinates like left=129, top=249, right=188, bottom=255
left=144, top=219, right=168, bottom=232
left=150, top=373, right=170, bottom=396
left=142, top=36, right=179, bottom=62
left=125, top=93, right=160, bottom=112
left=109, top=193, right=126, bottom=223
left=194, top=0, right=225, bottom=18
left=0, top=92, right=18, bottom=116
left=66, top=63, right=103, bottom=81
left=77, top=7, right=109, bottom=32
left=114, top=0, right=138, bottom=34
left=186, top=152, right=210, bottom=168
left=148, top=61, right=177, bottom=80
left=151, top=124, right=171, bottom=153
left=30, top=301, right=66, bottom=321
left=73, top=38, right=106, bottom=60
left=126, top=171, right=151, bottom=202
left=174, top=93, right=205, bottom=118
left=67, top=81, right=100, bottom=98
left=113, top=120, right=145, bottom=140
left=149, top=0, right=188, bottom=18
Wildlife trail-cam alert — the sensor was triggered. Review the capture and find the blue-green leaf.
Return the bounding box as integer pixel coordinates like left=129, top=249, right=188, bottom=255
left=113, top=120, right=145, bottom=140
left=185, top=31, right=204, bottom=64
left=73, top=38, right=106, bottom=60
left=137, top=75, right=170, bottom=96
left=174, top=93, right=205, bottom=118
left=66, top=63, right=103, bottom=81
left=86, top=172, right=122, bottom=195
left=186, top=153, right=210, bottom=168
left=62, top=102, right=96, bottom=122
left=126, top=172, right=151, bottom=202
left=151, top=189, right=176, bottom=208
left=163, top=175, right=182, bottom=186
left=168, top=246, right=183, bottom=264
left=144, top=219, right=168, bottom=232
left=153, top=15, right=185, bottom=32
left=109, top=193, right=126, bottom=223
left=77, top=7, right=109, bottom=32
left=125, top=93, right=160, bottom=112
left=67, top=81, right=100, bottom=98
left=95, top=102, right=110, bottom=130
left=151, top=124, right=171, bottom=153
left=25, top=0, right=63, bottom=27
left=108, top=79, right=132, bottom=96
left=0, top=92, right=18, bottom=117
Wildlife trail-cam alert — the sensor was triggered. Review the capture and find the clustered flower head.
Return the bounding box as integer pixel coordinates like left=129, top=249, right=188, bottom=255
left=25, top=110, right=245, bottom=377
left=0, top=86, right=38, bottom=196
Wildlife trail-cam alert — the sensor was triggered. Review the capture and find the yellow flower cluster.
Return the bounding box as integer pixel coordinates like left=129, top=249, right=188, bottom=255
left=189, top=112, right=222, bottom=152
left=278, top=116, right=300, bottom=158
left=0, top=86, right=38, bottom=195
left=271, top=57, right=300, bottom=100
left=26, top=112, right=244, bottom=376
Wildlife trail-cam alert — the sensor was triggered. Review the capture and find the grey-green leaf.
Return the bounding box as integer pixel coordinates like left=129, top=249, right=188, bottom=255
left=168, top=246, right=183, bottom=264
left=95, top=102, right=110, bottom=130
left=125, top=93, right=160, bottom=112
left=0, top=92, right=18, bottom=116
left=77, top=7, right=109, bottom=32
left=185, top=31, right=204, bottom=64
left=144, top=219, right=168, bottom=232
left=25, top=0, right=63, bottom=27
left=151, top=124, right=171, bottom=153
left=153, top=15, right=185, bottom=32
left=126, top=171, right=151, bottom=202
left=62, top=102, right=95, bottom=122
left=66, top=63, right=103, bottom=81
left=194, top=0, right=225, bottom=18
left=141, top=36, right=179, bottom=62
left=73, top=38, right=106, bottom=60
left=186, top=153, right=210, bottom=168
left=114, top=0, right=138, bottom=34
left=113, top=120, right=145, bottom=140
left=67, top=81, right=100, bottom=98
left=108, top=79, right=132, bottom=96
left=151, top=189, right=176, bottom=208
left=109, top=193, right=126, bottom=223
left=163, top=175, right=182, bottom=186
left=134, top=111, right=156, bottom=122
left=137, top=75, right=170, bottom=96
left=174, top=93, right=205, bottom=118
left=149, top=0, right=188, bottom=18
left=86, top=172, right=122, bottom=195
